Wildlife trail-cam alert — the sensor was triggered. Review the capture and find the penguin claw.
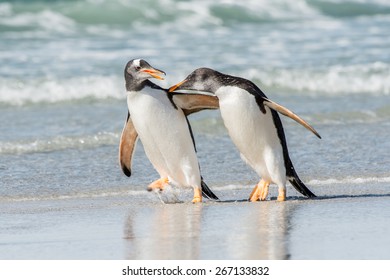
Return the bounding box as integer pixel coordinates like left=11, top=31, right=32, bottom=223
left=259, top=182, right=270, bottom=201
left=147, top=177, right=169, bottom=192
left=249, top=185, right=260, bottom=202
left=249, top=179, right=270, bottom=202
left=191, top=196, right=202, bottom=203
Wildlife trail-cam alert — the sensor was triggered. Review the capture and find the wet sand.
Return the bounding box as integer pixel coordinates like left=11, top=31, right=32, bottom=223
left=1, top=183, right=389, bottom=260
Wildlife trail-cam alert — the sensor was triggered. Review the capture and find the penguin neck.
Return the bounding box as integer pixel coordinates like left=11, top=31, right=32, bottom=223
left=125, top=76, right=163, bottom=92
left=215, top=72, right=266, bottom=99
left=210, top=71, right=244, bottom=92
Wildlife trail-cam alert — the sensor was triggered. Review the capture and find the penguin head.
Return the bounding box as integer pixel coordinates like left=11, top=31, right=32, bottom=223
left=169, top=68, right=220, bottom=94
left=125, top=59, right=166, bottom=83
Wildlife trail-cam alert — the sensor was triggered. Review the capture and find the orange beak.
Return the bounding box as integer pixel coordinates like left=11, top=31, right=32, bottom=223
left=168, top=79, right=188, bottom=92
left=141, top=69, right=166, bottom=80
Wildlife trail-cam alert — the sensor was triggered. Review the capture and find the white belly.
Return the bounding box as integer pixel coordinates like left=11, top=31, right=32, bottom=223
left=216, top=86, right=286, bottom=185
left=127, top=87, right=200, bottom=187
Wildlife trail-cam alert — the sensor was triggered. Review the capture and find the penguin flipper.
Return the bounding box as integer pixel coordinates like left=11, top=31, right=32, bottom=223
left=172, top=93, right=219, bottom=116
left=119, top=112, right=139, bottom=177
left=287, top=162, right=316, bottom=198
left=201, top=178, right=219, bottom=200
left=263, top=99, right=321, bottom=139
left=288, top=175, right=316, bottom=198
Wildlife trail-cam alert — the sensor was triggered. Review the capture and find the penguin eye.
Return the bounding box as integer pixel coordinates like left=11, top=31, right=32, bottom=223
left=135, top=66, right=141, bottom=71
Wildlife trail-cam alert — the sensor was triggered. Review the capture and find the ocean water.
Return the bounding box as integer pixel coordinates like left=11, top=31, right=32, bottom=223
left=1, top=0, right=390, bottom=202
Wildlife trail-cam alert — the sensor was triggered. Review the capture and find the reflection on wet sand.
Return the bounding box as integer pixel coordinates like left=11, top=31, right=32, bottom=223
left=124, top=204, right=202, bottom=259
left=124, top=201, right=297, bottom=259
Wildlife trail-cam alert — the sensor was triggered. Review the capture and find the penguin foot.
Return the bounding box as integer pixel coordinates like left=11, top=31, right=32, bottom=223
left=249, top=179, right=270, bottom=202
left=259, top=181, right=270, bottom=201
left=147, top=177, right=169, bottom=192
left=192, top=196, right=202, bottom=203
left=277, top=189, right=286, bottom=201
left=192, top=187, right=202, bottom=203
left=249, top=184, right=261, bottom=202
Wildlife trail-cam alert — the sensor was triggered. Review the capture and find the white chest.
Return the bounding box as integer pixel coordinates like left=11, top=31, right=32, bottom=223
left=126, top=87, right=187, bottom=145
left=216, top=86, right=281, bottom=155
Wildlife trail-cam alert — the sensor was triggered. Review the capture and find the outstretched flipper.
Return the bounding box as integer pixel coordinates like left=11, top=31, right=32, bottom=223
left=263, top=98, right=321, bottom=139
left=172, top=93, right=219, bottom=115
left=119, top=112, right=138, bottom=177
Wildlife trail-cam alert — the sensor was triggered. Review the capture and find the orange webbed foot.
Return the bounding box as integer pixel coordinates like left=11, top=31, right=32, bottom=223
left=248, top=179, right=270, bottom=202
left=147, top=177, right=169, bottom=192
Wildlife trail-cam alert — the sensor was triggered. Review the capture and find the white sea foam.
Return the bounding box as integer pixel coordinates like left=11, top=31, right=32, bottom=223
left=0, top=3, right=12, bottom=17
left=0, top=132, right=119, bottom=155
left=0, top=7, right=76, bottom=34
left=213, top=176, right=390, bottom=191
left=1, top=0, right=390, bottom=37
left=307, top=176, right=390, bottom=185
left=2, top=62, right=389, bottom=107
left=0, top=189, right=148, bottom=203
left=164, top=0, right=322, bottom=30
left=0, top=76, right=124, bottom=106
left=2, top=176, right=388, bottom=203
left=246, top=62, right=390, bottom=95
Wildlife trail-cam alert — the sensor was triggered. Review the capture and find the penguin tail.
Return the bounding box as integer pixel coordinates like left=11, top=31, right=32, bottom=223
left=288, top=169, right=316, bottom=198
left=201, top=179, right=219, bottom=200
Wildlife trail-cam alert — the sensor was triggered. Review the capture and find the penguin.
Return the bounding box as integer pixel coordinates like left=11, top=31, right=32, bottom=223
left=119, top=60, right=219, bottom=203
left=169, top=68, right=321, bottom=201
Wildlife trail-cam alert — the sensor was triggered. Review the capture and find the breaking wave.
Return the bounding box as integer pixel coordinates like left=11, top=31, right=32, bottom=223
left=1, top=0, right=390, bottom=35
left=246, top=62, right=390, bottom=95
left=0, top=76, right=124, bottom=106
left=1, top=61, right=388, bottom=107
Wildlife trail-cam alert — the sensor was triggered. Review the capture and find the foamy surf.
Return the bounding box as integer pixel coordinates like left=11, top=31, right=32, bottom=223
left=0, top=132, right=119, bottom=155
left=212, top=176, right=390, bottom=191
left=307, top=176, right=390, bottom=186
left=3, top=176, right=388, bottom=203
left=0, top=76, right=123, bottom=106
left=245, top=62, right=390, bottom=95
left=0, top=188, right=148, bottom=203
left=1, top=62, right=389, bottom=107
left=2, top=0, right=390, bottom=35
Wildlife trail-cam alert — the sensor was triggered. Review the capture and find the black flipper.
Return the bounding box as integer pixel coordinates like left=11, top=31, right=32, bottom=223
left=201, top=178, right=219, bottom=200
left=271, top=109, right=316, bottom=198
left=287, top=165, right=316, bottom=198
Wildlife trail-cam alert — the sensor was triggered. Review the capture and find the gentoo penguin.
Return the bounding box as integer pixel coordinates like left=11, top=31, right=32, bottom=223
left=119, top=60, right=219, bottom=203
left=169, top=68, right=321, bottom=201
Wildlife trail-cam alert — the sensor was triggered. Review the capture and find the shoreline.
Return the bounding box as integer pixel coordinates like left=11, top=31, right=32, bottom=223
left=1, top=183, right=389, bottom=260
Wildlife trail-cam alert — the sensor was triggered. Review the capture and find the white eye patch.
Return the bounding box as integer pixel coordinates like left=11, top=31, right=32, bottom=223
left=133, top=59, right=141, bottom=68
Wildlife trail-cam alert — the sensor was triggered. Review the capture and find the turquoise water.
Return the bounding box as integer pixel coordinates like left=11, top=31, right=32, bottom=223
left=1, top=0, right=390, bottom=201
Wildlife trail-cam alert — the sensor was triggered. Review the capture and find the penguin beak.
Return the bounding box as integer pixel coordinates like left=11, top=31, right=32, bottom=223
left=168, top=79, right=188, bottom=92
left=141, top=68, right=166, bottom=80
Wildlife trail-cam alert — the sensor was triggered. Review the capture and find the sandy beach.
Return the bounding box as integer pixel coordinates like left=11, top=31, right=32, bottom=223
left=1, top=182, right=389, bottom=260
